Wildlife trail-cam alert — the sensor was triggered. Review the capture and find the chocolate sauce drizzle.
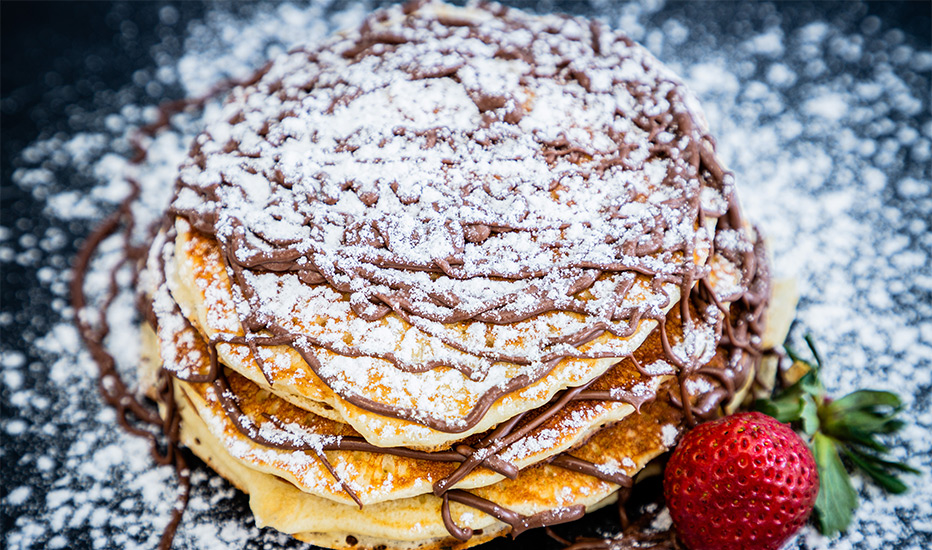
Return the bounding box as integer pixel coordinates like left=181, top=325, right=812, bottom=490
left=72, top=185, right=188, bottom=550
left=443, top=490, right=586, bottom=541
left=70, top=2, right=771, bottom=549
left=70, top=53, right=271, bottom=550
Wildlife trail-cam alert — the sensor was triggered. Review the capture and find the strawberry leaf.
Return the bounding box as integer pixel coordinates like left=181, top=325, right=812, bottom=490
left=813, top=432, right=857, bottom=535
left=798, top=370, right=825, bottom=399
left=754, top=392, right=804, bottom=422
left=848, top=453, right=921, bottom=474
left=753, top=359, right=822, bottom=422
left=826, top=390, right=902, bottom=415
left=804, top=333, right=824, bottom=368
left=842, top=447, right=920, bottom=494
left=829, top=411, right=902, bottom=439
left=800, top=396, right=820, bottom=436
left=821, top=391, right=906, bottom=452
left=836, top=428, right=891, bottom=453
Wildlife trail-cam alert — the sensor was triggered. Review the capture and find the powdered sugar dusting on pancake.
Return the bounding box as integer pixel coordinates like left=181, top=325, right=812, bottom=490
left=171, top=2, right=723, bottom=333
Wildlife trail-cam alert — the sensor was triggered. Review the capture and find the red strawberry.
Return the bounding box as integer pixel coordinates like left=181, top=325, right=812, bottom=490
left=663, top=411, right=819, bottom=550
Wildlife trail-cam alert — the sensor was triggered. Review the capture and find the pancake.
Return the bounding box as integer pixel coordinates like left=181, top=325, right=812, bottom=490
left=133, top=1, right=777, bottom=548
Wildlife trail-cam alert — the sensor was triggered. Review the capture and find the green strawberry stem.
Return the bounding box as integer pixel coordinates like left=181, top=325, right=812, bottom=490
left=812, top=432, right=857, bottom=535
left=753, top=334, right=919, bottom=536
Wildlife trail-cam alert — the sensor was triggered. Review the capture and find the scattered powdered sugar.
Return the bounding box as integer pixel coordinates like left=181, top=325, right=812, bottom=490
left=650, top=506, right=674, bottom=532
left=660, top=423, right=679, bottom=448
left=2, top=1, right=930, bottom=550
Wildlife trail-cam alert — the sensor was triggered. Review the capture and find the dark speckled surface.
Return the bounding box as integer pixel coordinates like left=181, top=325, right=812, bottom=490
left=2, top=2, right=930, bottom=549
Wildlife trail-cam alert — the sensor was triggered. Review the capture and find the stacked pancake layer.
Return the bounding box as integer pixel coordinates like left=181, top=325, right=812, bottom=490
left=139, top=2, right=773, bottom=549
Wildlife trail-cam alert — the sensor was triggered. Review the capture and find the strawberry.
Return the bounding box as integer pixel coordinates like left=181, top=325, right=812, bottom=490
left=663, top=411, right=819, bottom=550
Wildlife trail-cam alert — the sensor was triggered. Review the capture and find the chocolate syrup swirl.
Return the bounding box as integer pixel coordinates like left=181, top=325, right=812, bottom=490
left=72, top=187, right=194, bottom=550
left=70, top=42, right=272, bottom=550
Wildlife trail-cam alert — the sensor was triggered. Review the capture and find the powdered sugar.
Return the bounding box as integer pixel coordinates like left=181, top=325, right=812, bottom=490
left=3, top=1, right=930, bottom=550
left=660, top=424, right=679, bottom=448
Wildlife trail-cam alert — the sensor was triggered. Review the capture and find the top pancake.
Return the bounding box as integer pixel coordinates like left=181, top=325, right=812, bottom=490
left=163, top=1, right=746, bottom=449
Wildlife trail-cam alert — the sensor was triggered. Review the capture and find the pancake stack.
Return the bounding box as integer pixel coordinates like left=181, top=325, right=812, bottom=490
left=138, top=2, right=779, bottom=548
